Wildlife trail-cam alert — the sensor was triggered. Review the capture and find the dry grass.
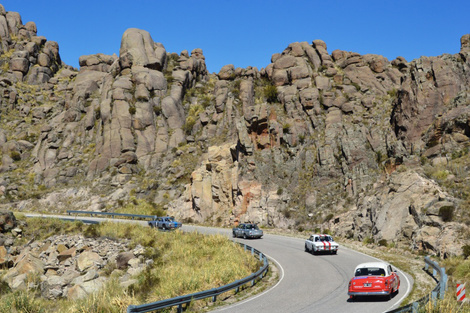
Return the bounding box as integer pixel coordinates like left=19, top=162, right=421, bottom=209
left=0, top=217, right=262, bottom=313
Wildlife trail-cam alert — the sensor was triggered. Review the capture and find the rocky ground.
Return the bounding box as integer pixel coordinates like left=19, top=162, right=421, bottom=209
left=0, top=211, right=151, bottom=300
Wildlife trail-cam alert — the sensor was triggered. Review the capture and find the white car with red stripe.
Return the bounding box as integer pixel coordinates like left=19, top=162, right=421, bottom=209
left=305, top=234, right=339, bottom=255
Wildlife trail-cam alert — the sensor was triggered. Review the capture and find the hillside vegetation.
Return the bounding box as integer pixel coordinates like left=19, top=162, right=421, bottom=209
left=0, top=216, right=261, bottom=312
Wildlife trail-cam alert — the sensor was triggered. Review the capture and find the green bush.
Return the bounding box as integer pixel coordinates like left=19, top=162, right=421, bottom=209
left=128, top=107, right=136, bottom=115
left=463, top=245, right=470, bottom=259
left=378, top=239, right=388, bottom=247
left=324, top=213, right=334, bottom=223
left=263, top=85, right=278, bottom=103
left=363, top=236, right=374, bottom=245
left=282, top=123, right=291, bottom=133
left=439, top=206, right=454, bottom=222
left=10, top=151, right=21, bottom=161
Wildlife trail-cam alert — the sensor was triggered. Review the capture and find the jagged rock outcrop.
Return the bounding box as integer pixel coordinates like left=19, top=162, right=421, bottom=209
left=0, top=4, right=469, bottom=257
left=329, top=171, right=468, bottom=257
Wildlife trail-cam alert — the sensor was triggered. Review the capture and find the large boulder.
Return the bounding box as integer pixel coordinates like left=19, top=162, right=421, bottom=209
left=76, top=251, right=102, bottom=272
left=119, top=28, right=166, bottom=70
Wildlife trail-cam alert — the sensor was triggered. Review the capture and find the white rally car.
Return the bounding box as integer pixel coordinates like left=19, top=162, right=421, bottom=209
left=305, top=234, right=339, bottom=254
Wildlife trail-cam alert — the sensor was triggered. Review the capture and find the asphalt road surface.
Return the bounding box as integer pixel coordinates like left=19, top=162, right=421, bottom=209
left=25, top=214, right=413, bottom=313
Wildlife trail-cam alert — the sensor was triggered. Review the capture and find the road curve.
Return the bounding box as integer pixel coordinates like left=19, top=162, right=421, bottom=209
left=183, top=225, right=413, bottom=313
left=24, top=214, right=413, bottom=313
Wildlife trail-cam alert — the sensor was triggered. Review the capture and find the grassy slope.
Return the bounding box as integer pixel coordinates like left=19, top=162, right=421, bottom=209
left=0, top=217, right=262, bottom=312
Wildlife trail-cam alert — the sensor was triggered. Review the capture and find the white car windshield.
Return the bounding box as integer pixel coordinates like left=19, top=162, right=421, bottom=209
left=355, top=267, right=386, bottom=276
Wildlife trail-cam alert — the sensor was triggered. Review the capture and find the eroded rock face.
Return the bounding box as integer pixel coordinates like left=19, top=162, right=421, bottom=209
left=328, top=171, right=467, bottom=257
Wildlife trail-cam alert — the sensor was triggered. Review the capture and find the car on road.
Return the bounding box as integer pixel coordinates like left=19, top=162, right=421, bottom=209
left=232, top=223, right=263, bottom=239
left=148, top=216, right=182, bottom=230
left=348, top=262, right=400, bottom=301
left=304, top=234, right=339, bottom=254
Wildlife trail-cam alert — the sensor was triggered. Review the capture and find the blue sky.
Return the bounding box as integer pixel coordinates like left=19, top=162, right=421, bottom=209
left=1, top=1, right=469, bottom=73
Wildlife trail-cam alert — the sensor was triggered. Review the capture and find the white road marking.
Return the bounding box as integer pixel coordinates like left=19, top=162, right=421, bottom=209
left=215, top=253, right=285, bottom=311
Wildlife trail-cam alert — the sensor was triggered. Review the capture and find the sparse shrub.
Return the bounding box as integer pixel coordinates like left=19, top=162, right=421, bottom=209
left=420, top=156, right=428, bottom=165
left=183, top=217, right=194, bottom=224
left=153, top=105, right=162, bottom=115
left=324, top=213, right=334, bottom=223
left=128, top=107, right=136, bottom=115
left=263, top=85, right=278, bottom=103
left=282, top=123, right=291, bottom=133
left=376, top=151, right=385, bottom=163
left=282, top=208, right=291, bottom=219
left=0, top=280, right=11, bottom=295
left=363, top=236, right=374, bottom=245
left=318, top=65, right=327, bottom=72
left=183, top=116, right=197, bottom=135
left=0, top=290, right=47, bottom=312
left=83, top=224, right=99, bottom=237
left=10, top=151, right=21, bottom=161
left=297, top=225, right=304, bottom=232
left=94, top=107, right=101, bottom=119
left=387, top=88, right=398, bottom=99
left=433, top=170, right=449, bottom=181
left=378, top=239, right=388, bottom=247
left=351, top=82, right=361, bottom=91
left=463, top=245, right=470, bottom=259
left=277, top=188, right=283, bottom=195
left=439, top=206, right=454, bottom=222
left=232, top=79, right=241, bottom=99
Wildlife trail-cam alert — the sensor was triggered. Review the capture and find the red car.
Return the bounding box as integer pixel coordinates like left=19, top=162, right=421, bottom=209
left=348, top=262, right=400, bottom=300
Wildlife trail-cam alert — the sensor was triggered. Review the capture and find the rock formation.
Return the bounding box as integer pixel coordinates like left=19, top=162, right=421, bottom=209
left=0, top=229, right=150, bottom=300
left=0, top=4, right=469, bottom=257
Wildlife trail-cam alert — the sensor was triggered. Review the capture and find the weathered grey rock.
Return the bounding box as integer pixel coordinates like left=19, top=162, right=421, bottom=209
left=119, top=28, right=166, bottom=70
left=67, top=284, right=87, bottom=300
left=76, top=251, right=102, bottom=272
left=116, top=251, right=134, bottom=269
left=10, top=58, right=29, bottom=73
left=218, top=64, right=235, bottom=80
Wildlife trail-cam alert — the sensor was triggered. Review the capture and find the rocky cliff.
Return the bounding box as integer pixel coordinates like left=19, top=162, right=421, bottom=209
left=0, top=5, right=468, bottom=257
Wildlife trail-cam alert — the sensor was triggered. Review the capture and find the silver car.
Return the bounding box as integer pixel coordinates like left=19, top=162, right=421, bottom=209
left=232, top=223, right=263, bottom=239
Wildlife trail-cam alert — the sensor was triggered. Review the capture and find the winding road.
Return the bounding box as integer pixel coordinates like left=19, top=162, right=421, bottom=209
left=25, top=214, right=413, bottom=313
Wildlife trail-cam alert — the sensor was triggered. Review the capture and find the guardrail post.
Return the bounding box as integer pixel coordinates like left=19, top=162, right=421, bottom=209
left=177, top=304, right=183, bottom=313
left=431, top=290, right=438, bottom=307
left=212, top=295, right=217, bottom=302
left=251, top=247, right=254, bottom=256
left=440, top=270, right=447, bottom=299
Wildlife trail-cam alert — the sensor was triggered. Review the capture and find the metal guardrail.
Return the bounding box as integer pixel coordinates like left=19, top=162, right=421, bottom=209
left=386, top=256, right=448, bottom=313
left=66, top=210, right=157, bottom=220
left=127, top=243, right=269, bottom=313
